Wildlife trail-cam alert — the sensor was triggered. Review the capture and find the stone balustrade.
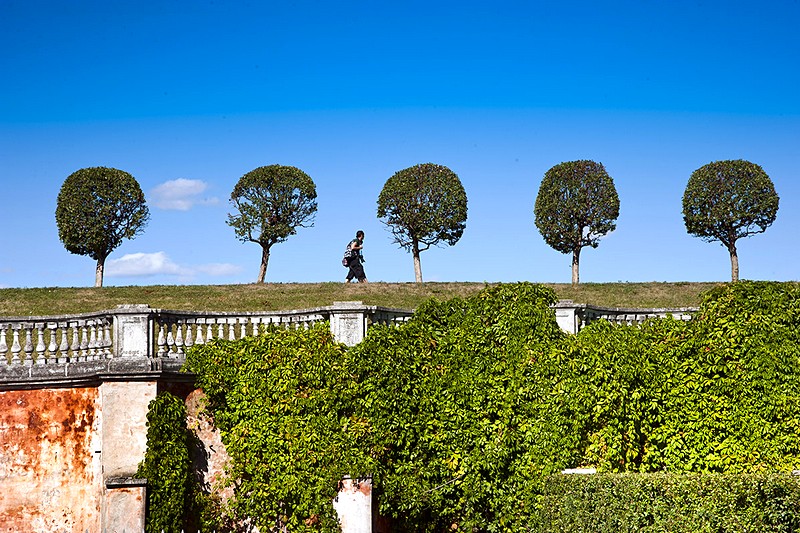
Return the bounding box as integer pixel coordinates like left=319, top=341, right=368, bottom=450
left=553, top=300, right=698, bottom=334
left=0, top=302, right=415, bottom=379
left=0, top=313, right=112, bottom=365
left=0, top=300, right=699, bottom=377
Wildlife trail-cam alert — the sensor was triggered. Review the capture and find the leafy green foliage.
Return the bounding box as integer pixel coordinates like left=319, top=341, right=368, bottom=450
left=534, top=160, right=619, bottom=285
left=184, top=323, right=371, bottom=531
left=227, top=165, right=318, bottom=283
left=536, top=472, right=800, bottom=532
left=567, top=281, right=800, bottom=474
left=136, top=392, right=204, bottom=533
left=682, top=159, right=779, bottom=282
left=54, top=166, right=149, bottom=287
left=170, top=280, right=800, bottom=531
left=377, top=163, right=468, bottom=282
left=349, top=283, right=578, bottom=531
left=559, top=318, right=686, bottom=473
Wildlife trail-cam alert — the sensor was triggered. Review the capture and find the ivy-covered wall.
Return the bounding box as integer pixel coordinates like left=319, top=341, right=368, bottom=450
left=140, top=281, right=800, bottom=531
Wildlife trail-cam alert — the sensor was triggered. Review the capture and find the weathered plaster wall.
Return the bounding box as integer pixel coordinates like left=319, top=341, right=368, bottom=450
left=0, top=387, right=102, bottom=532
left=101, top=381, right=156, bottom=479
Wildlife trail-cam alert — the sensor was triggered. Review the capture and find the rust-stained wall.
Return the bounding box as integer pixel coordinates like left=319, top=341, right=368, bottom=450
left=0, top=387, right=102, bottom=532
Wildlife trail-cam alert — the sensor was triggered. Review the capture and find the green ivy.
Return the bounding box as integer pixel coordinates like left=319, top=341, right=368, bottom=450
left=567, top=281, right=800, bottom=474
left=167, top=280, right=800, bottom=531
left=136, top=391, right=205, bottom=533
left=184, top=323, right=372, bottom=531
left=348, top=282, right=578, bottom=531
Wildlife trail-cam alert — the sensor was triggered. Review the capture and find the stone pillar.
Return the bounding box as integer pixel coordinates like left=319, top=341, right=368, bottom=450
left=113, top=304, right=153, bottom=359
left=553, top=300, right=581, bottom=334
left=100, top=380, right=158, bottom=532
left=111, top=304, right=153, bottom=372
left=334, top=476, right=373, bottom=533
left=329, top=302, right=368, bottom=346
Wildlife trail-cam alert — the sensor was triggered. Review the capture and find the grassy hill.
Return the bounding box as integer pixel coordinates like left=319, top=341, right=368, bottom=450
left=0, top=281, right=725, bottom=317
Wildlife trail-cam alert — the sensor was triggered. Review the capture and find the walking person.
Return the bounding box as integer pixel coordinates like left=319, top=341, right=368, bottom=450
left=345, top=230, right=367, bottom=283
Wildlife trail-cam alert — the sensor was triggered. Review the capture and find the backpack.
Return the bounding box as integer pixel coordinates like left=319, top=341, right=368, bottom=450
left=342, top=243, right=353, bottom=267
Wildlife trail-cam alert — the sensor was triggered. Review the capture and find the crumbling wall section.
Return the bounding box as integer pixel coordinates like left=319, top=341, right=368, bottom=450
left=0, top=387, right=102, bottom=531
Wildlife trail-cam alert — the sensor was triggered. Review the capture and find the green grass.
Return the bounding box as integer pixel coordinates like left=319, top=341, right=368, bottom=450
left=0, top=281, right=726, bottom=317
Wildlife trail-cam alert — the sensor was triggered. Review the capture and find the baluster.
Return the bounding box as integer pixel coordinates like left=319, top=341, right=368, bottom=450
left=206, top=322, right=214, bottom=342
left=166, top=323, right=176, bottom=356
left=88, top=323, right=98, bottom=360
left=11, top=328, right=22, bottom=365
left=59, top=325, right=70, bottom=363
left=174, top=322, right=184, bottom=357
left=195, top=322, right=205, bottom=345
left=217, top=321, right=225, bottom=340
left=0, top=326, right=8, bottom=365
left=23, top=326, right=34, bottom=366
left=35, top=324, right=46, bottom=365
left=69, top=324, right=79, bottom=361
left=157, top=322, right=167, bottom=357
left=47, top=323, right=58, bottom=363
left=227, top=320, right=236, bottom=341
left=240, top=319, right=247, bottom=339
left=103, top=321, right=113, bottom=358
left=79, top=325, right=89, bottom=361
left=184, top=322, right=194, bottom=350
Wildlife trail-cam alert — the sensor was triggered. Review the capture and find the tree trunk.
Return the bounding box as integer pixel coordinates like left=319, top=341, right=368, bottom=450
left=257, top=246, right=270, bottom=283
left=412, top=240, right=423, bottom=283
left=571, top=247, right=581, bottom=287
left=729, top=242, right=739, bottom=282
left=95, top=257, right=105, bottom=288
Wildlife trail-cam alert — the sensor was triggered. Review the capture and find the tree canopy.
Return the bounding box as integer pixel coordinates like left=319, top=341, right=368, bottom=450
left=534, top=160, right=619, bottom=286
left=55, top=166, right=150, bottom=287
left=682, top=159, right=779, bottom=282
left=227, top=165, right=317, bottom=283
left=376, top=163, right=467, bottom=282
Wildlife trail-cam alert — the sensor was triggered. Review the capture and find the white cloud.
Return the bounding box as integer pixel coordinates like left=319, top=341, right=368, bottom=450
left=106, top=252, right=186, bottom=277
left=150, top=178, right=219, bottom=211
left=106, top=252, right=241, bottom=281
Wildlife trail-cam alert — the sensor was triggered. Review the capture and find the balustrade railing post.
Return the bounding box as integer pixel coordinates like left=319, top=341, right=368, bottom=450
left=553, top=300, right=582, bottom=334
left=328, top=301, right=368, bottom=346
left=111, top=304, right=154, bottom=371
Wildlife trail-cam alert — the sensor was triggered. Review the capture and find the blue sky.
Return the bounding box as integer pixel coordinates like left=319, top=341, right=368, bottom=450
left=1, top=0, right=798, bottom=287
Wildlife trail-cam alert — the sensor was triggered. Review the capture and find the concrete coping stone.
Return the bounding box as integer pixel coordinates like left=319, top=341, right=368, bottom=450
left=106, top=477, right=147, bottom=489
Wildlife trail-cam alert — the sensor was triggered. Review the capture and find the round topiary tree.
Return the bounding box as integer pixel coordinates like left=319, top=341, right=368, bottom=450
left=534, top=160, right=620, bottom=286
left=682, top=159, right=779, bottom=282
left=55, top=166, right=150, bottom=287
left=227, top=165, right=318, bottom=283
left=377, top=163, right=468, bottom=282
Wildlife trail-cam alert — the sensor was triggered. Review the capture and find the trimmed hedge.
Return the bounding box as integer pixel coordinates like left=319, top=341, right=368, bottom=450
left=535, top=472, right=800, bottom=532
